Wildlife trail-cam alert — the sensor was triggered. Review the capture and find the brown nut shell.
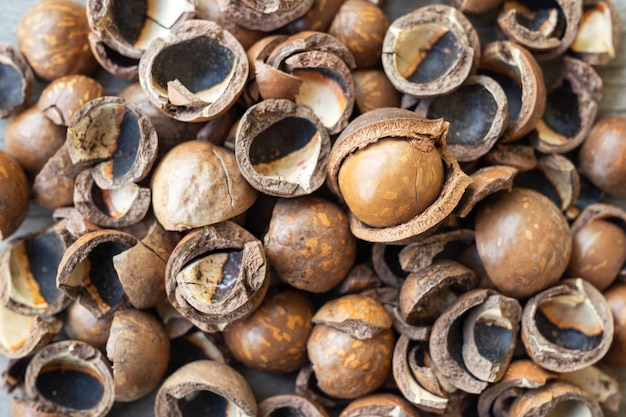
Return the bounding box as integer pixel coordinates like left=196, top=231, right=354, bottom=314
left=224, top=290, right=314, bottom=373
left=521, top=278, right=613, bottom=372
left=352, top=69, right=401, bottom=114
left=508, top=380, right=603, bottom=417
left=266, top=31, right=356, bottom=71
left=37, top=75, right=105, bottom=126
left=571, top=0, right=621, bottom=66
left=264, top=196, right=356, bottom=293
left=0, top=43, right=33, bottom=119
left=0, top=150, right=29, bottom=241
left=0, top=221, right=73, bottom=317
left=475, top=188, right=572, bottom=299
left=398, top=229, right=475, bottom=273
left=165, top=221, right=269, bottom=332
left=327, top=108, right=472, bottom=244
left=445, top=0, right=503, bottom=14
left=24, top=340, right=114, bottom=417
left=340, top=393, right=422, bottom=417
left=17, top=0, right=97, bottom=81
left=87, top=33, right=140, bottom=80
left=603, top=282, right=626, bottom=366
left=455, top=165, right=518, bottom=218
left=139, top=19, right=249, bottom=123
left=32, top=144, right=83, bottom=211
left=63, top=301, right=113, bottom=350
left=0, top=306, right=62, bottom=359
left=217, top=0, right=315, bottom=31
left=259, top=394, right=329, bottom=417
left=57, top=229, right=138, bottom=318
left=478, top=41, right=546, bottom=142
left=106, top=309, right=170, bottom=402
left=558, top=365, right=622, bottom=413
left=235, top=99, right=330, bottom=197
left=5, top=105, right=67, bottom=176
left=382, top=4, right=480, bottom=98
left=152, top=140, right=257, bottom=231
left=155, top=360, right=257, bottom=417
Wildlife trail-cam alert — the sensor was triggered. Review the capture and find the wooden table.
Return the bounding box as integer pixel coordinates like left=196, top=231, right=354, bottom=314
left=1, top=0, right=626, bottom=416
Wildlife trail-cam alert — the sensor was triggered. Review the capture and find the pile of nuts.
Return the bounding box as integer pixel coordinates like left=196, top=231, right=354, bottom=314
left=1, top=0, right=626, bottom=416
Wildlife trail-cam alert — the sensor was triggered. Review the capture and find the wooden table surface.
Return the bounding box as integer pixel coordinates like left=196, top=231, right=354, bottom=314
left=1, top=0, right=626, bottom=416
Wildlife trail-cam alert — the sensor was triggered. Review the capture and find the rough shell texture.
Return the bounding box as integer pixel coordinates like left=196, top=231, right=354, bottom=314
left=32, top=144, right=83, bottom=211
left=37, top=75, right=105, bottom=126
left=152, top=140, right=257, bottom=231
left=340, top=393, right=422, bottom=417
left=259, top=394, right=329, bottom=417
left=264, top=195, right=356, bottom=292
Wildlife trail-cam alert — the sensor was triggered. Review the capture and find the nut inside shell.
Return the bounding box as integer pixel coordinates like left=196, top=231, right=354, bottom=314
left=66, top=96, right=158, bottom=190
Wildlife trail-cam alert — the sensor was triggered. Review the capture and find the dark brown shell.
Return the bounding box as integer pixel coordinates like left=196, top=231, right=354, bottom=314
left=456, top=165, right=518, bottom=218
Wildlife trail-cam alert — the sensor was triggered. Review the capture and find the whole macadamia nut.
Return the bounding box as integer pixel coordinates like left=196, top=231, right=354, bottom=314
left=17, top=0, right=97, bottom=81
left=264, top=196, right=357, bottom=292
left=151, top=140, right=257, bottom=231
left=475, top=188, right=572, bottom=299
left=580, top=116, right=626, bottom=196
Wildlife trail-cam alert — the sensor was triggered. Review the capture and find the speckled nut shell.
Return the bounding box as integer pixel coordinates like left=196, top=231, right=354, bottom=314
left=87, top=33, right=140, bottom=80
left=474, top=188, right=572, bottom=299
left=0, top=43, right=33, bottom=119
left=87, top=0, right=196, bottom=59
left=521, top=278, right=613, bottom=372
left=399, top=260, right=478, bottom=330
left=0, top=221, right=73, bottom=317
left=264, top=196, right=356, bottom=292
left=66, top=96, right=158, bottom=190
left=106, top=309, right=170, bottom=402
left=37, top=75, right=105, bottom=126
left=259, top=394, right=329, bottom=417
left=571, top=0, right=621, bottom=66
left=392, top=335, right=449, bottom=413
left=217, top=0, right=314, bottom=31
left=398, top=229, right=475, bottom=272
left=57, top=229, right=138, bottom=318
left=456, top=165, right=518, bottom=218
left=63, top=301, right=113, bottom=350
left=532, top=57, right=602, bottom=154
left=508, top=381, right=603, bottom=417
left=295, top=364, right=350, bottom=409
left=155, top=360, right=257, bottom=417
left=429, top=289, right=521, bottom=393
left=327, top=108, right=472, bottom=244
left=73, top=169, right=151, bottom=229
left=224, top=289, right=313, bottom=373
left=382, top=4, right=480, bottom=98
left=17, top=0, right=97, bottom=81
left=139, top=19, right=248, bottom=122
left=328, top=0, right=389, bottom=68
left=32, top=144, right=84, bottom=211
left=235, top=99, right=330, bottom=197
left=352, top=69, right=401, bottom=114
left=0, top=150, right=29, bottom=241
left=479, top=41, right=546, bottom=142
left=497, top=0, right=582, bottom=61
left=579, top=116, right=626, bottom=197
left=165, top=221, right=269, bottom=333
left=307, top=295, right=394, bottom=399
left=445, top=0, right=503, bottom=14
left=477, top=359, right=554, bottom=417
left=151, top=140, right=257, bottom=231
left=4, top=105, right=66, bottom=176
left=340, top=393, right=422, bottom=417
left=0, top=305, right=62, bottom=359
left=415, top=75, right=508, bottom=162
left=24, top=340, right=114, bottom=417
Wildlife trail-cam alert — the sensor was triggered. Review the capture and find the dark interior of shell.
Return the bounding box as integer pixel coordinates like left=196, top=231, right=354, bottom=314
left=426, top=83, right=498, bottom=148
left=0, top=61, right=23, bottom=111
left=478, top=69, right=522, bottom=123
left=542, top=80, right=582, bottom=139
left=266, top=408, right=306, bottom=417
left=177, top=390, right=229, bottom=417
left=35, top=363, right=104, bottom=410
left=473, top=317, right=513, bottom=364
left=19, top=231, right=66, bottom=306
left=86, top=242, right=129, bottom=309
left=249, top=117, right=321, bottom=184
left=178, top=249, right=243, bottom=304
left=511, top=0, right=565, bottom=37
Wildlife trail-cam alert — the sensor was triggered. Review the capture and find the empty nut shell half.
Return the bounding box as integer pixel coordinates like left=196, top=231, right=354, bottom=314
left=0, top=221, right=73, bottom=317
left=266, top=31, right=356, bottom=71
left=0, top=43, right=33, bottom=119
left=33, top=144, right=84, bottom=211
left=340, top=393, right=422, bottom=417
left=0, top=306, right=62, bottom=359
left=66, top=96, right=158, bottom=190
left=327, top=108, right=472, bottom=243
left=217, top=0, right=315, bottom=31
left=24, top=340, right=114, bottom=417
left=508, top=380, right=603, bottom=417
left=73, top=169, right=151, bottom=229
left=87, top=0, right=196, bottom=59
left=259, top=394, right=329, bottom=417
left=57, top=229, right=138, bottom=318
left=235, top=99, right=330, bottom=197
left=521, top=278, right=613, bottom=373
left=88, top=33, right=140, bottom=80
left=445, top=0, right=503, bottom=14
left=497, top=0, right=582, bottom=60
left=155, top=360, right=257, bottom=417
left=139, top=19, right=249, bottom=122
left=478, top=41, right=546, bottom=142
left=455, top=165, right=518, bottom=218
left=165, top=221, right=269, bottom=332
left=372, top=243, right=410, bottom=288
left=531, top=57, right=602, bottom=154
left=382, top=4, right=480, bottom=98
left=415, top=75, right=508, bottom=162
left=570, top=0, right=621, bottom=66
left=398, top=229, right=476, bottom=273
